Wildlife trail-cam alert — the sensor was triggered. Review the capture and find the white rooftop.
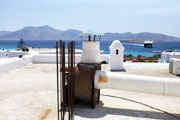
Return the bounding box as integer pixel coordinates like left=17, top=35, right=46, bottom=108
left=0, top=64, right=180, bottom=120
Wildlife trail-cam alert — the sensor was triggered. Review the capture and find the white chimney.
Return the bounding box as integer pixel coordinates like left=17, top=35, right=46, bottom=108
left=79, top=30, right=102, bottom=63
left=80, top=41, right=101, bottom=63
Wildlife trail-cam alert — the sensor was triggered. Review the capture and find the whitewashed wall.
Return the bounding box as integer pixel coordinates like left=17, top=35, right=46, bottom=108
left=0, top=51, right=9, bottom=58
left=0, top=54, right=109, bottom=74
left=9, top=52, right=28, bottom=58
left=32, top=54, right=82, bottom=64
left=32, top=54, right=109, bottom=64
left=0, top=51, right=28, bottom=58
left=101, top=54, right=109, bottom=63
left=0, top=55, right=33, bottom=74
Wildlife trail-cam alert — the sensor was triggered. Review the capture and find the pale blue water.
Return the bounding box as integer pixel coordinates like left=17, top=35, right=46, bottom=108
left=0, top=40, right=180, bottom=57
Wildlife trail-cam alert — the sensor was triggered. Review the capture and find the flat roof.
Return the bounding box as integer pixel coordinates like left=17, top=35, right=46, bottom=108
left=0, top=64, right=180, bottom=119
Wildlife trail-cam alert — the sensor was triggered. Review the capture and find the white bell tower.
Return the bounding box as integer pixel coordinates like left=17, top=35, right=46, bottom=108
left=109, top=40, right=125, bottom=71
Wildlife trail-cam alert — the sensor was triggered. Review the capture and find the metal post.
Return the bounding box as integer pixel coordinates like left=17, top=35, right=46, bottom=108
left=56, top=42, right=60, bottom=120
left=88, top=35, right=91, bottom=41
left=93, top=35, right=96, bottom=41
left=68, top=43, right=71, bottom=120
left=71, top=41, right=75, bottom=119
left=62, top=42, right=66, bottom=120
left=59, top=40, right=63, bottom=120
left=57, top=40, right=75, bottom=120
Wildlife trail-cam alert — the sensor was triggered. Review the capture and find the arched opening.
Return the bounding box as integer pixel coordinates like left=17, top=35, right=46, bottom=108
left=116, top=49, right=119, bottom=55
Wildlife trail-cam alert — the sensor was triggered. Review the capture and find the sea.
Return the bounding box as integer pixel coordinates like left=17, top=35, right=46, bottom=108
left=0, top=40, right=180, bottom=57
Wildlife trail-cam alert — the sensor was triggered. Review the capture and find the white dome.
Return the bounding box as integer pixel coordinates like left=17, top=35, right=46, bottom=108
left=109, top=40, right=124, bottom=49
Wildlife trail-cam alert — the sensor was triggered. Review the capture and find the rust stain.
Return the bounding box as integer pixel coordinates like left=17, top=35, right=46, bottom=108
left=98, top=75, right=108, bottom=83
left=39, top=109, right=52, bottom=120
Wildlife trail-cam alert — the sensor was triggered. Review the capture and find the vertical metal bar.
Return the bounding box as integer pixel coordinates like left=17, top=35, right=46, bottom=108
left=59, top=40, right=63, bottom=120
left=70, top=42, right=72, bottom=119
left=56, top=42, right=60, bottom=120
left=59, top=40, right=75, bottom=120
left=69, top=42, right=71, bottom=120
left=88, top=35, right=91, bottom=41
left=62, top=42, right=65, bottom=120
left=73, top=41, right=75, bottom=120
left=73, top=41, right=75, bottom=108
left=71, top=41, right=74, bottom=119
left=68, top=43, right=71, bottom=120
left=93, top=35, right=96, bottom=41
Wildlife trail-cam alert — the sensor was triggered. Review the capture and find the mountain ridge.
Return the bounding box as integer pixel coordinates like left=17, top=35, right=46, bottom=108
left=0, top=25, right=179, bottom=41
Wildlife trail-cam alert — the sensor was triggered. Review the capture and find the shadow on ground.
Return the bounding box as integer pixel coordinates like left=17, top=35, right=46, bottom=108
left=75, top=94, right=180, bottom=120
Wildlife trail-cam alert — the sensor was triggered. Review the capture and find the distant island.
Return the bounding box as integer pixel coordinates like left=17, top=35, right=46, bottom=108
left=123, top=39, right=162, bottom=42
left=0, top=25, right=180, bottom=41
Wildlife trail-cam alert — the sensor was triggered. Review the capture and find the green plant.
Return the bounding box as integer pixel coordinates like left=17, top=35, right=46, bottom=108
left=152, top=54, right=161, bottom=60
left=137, top=58, right=145, bottom=62
left=128, top=54, right=133, bottom=58
left=148, top=59, right=156, bottom=63
left=124, top=54, right=134, bottom=61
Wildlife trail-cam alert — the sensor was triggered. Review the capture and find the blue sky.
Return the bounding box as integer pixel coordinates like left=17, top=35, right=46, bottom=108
left=0, top=0, right=180, bottom=37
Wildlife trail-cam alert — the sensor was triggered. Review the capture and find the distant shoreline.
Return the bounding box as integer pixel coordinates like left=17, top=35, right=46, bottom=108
left=0, top=39, right=175, bottom=42
left=1, top=40, right=180, bottom=57
left=122, top=40, right=162, bottom=42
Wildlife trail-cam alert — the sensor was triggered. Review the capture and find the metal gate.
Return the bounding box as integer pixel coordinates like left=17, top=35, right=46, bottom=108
left=56, top=40, right=75, bottom=120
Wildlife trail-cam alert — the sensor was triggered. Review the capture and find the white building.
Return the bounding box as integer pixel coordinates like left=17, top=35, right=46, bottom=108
left=161, top=51, right=180, bottom=63
left=109, top=40, right=125, bottom=71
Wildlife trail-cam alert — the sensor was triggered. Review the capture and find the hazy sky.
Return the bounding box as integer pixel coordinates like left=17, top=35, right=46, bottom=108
left=0, top=0, right=180, bottom=37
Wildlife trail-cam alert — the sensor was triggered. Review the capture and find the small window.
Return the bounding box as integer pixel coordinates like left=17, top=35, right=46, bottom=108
left=116, top=49, right=118, bottom=55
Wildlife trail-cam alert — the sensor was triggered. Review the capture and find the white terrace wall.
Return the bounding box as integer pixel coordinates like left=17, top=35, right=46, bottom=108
left=0, top=51, right=28, bottom=58
left=32, top=54, right=82, bottom=64
left=32, top=54, right=109, bottom=64
left=0, top=54, right=109, bottom=75
left=0, top=51, right=9, bottom=58
left=9, top=52, right=28, bottom=58
left=0, top=55, right=33, bottom=74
